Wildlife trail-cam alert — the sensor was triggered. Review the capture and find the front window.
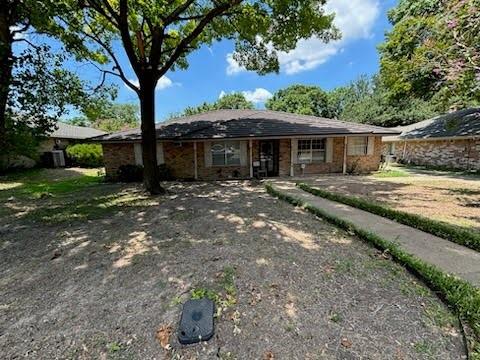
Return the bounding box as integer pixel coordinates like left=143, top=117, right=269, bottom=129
left=211, top=141, right=241, bottom=166
left=348, top=137, right=368, bottom=156
left=297, top=139, right=326, bottom=163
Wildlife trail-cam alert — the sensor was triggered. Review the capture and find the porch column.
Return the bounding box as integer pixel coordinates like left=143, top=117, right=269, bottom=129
left=343, top=136, right=348, bottom=174
left=290, top=138, right=294, bottom=177
left=193, top=141, right=198, bottom=180
left=249, top=139, right=253, bottom=178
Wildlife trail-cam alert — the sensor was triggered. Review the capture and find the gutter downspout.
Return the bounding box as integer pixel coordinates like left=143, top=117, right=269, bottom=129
left=193, top=141, right=198, bottom=180
left=290, top=138, right=294, bottom=177
left=249, top=139, right=253, bottom=178
left=343, top=136, right=347, bottom=174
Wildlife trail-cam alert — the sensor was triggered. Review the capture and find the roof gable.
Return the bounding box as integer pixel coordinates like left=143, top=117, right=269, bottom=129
left=387, top=108, right=480, bottom=141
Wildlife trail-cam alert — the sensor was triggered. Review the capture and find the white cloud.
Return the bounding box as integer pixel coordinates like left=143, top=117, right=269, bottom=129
left=226, top=0, right=380, bottom=75
left=219, top=88, right=273, bottom=104
left=126, top=76, right=176, bottom=91
left=242, top=88, right=273, bottom=104
left=226, top=53, right=246, bottom=75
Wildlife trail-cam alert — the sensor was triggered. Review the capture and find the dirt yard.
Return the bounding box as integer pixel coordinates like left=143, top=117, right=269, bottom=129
left=299, top=166, right=480, bottom=230
left=0, top=169, right=467, bottom=359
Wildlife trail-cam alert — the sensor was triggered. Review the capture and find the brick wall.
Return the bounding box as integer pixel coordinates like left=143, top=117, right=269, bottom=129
left=383, top=139, right=480, bottom=170
left=196, top=141, right=250, bottom=180
left=102, top=143, right=135, bottom=179
left=346, top=136, right=383, bottom=173
left=102, top=136, right=384, bottom=180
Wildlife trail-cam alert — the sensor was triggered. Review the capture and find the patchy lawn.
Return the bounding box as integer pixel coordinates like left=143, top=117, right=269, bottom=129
left=0, top=169, right=466, bottom=358
left=302, top=165, right=480, bottom=231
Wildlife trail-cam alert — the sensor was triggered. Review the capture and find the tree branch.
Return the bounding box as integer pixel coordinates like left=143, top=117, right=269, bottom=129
left=158, top=0, right=242, bottom=77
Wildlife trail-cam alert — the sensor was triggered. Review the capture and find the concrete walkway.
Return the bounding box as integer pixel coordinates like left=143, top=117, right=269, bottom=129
left=271, top=181, right=480, bottom=287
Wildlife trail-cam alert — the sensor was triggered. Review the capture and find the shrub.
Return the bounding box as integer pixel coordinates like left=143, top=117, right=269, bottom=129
left=158, top=164, right=174, bottom=181
left=66, top=144, right=103, bottom=168
left=118, top=164, right=143, bottom=182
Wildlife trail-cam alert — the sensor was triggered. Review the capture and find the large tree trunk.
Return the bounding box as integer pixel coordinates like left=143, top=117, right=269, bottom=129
left=139, top=76, right=165, bottom=195
left=0, top=8, right=13, bottom=154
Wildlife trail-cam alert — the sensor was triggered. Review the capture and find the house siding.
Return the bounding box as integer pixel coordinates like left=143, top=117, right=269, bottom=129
left=102, top=136, right=384, bottom=180
left=383, top=138, right=480, bottom=170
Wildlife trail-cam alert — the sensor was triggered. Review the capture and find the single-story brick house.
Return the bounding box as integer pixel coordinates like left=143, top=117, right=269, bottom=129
left=383, top=108, right=480, bottom=170
left=92, top=109, right=399, bottom=180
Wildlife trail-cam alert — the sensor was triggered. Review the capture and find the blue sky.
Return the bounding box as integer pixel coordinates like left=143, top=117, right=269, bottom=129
left=56, top=0, right=397, bottom=122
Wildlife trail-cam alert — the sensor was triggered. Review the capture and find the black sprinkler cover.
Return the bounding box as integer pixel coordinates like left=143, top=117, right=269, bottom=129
left=178, top=298, right=215, bottom=345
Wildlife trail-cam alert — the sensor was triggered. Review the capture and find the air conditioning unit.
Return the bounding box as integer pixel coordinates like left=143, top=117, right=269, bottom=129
left=51, top=150, right=66, bottom=168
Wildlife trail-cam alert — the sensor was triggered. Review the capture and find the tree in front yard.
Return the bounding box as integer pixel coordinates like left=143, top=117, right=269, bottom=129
left=0, top=1, right=114, bottom=171
left=55, top=0, right=339, bottom=194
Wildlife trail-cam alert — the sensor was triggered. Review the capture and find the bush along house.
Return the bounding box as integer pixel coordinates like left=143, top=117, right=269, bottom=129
left=91, top=109, right=400, bottom=181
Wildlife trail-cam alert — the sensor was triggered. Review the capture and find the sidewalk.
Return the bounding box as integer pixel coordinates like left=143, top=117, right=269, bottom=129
left=271, top=181, right=480, bottom=287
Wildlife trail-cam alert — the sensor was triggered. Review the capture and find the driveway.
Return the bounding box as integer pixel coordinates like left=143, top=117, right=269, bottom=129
left=0, top=180, right=466, bottom=359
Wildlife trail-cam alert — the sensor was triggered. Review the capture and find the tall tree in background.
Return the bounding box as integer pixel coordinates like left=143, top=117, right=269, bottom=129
left=379, top=0, right=480, bottom=109
left=79, top=102, right=140, bottom=132
left=182, top=93, right=253, bottom=116
left=56, top=0, right=339, bottom=194
left=266, top=85, right=332, bottom=118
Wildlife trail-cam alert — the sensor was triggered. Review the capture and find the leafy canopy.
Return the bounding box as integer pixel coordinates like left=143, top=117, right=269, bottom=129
left=181, top=92, right=253, bottom=116
left=54, top=0, right=339, bottom=92
left=69, top=102, right=140, bottom=132
left=379, top=0, right=480, bottom=108
left=266, top=85, right=333, bottom=118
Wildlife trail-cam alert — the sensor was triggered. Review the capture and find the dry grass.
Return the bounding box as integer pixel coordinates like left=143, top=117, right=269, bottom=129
left=300, top=166, right=480, bottom=230
left=0, top=170, right=466, bottom=358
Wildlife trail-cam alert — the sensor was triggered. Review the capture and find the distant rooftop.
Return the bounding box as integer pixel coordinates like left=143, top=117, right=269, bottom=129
left=92, top=109, right=399, bottom=142
left=48, top=122, right=107, bottom=140
left=386, top=108, right=480, bottom=141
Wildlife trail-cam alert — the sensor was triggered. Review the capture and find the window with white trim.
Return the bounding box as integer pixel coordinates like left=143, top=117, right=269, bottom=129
left=211, top=141, right=241, bottom=166
left=348, top=137, right=368, bottom=155
left=297, top=139, right=326, bottom=163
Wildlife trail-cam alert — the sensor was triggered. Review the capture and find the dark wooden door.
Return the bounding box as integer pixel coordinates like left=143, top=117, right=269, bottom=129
left=259, top=140, right=279, bottom=177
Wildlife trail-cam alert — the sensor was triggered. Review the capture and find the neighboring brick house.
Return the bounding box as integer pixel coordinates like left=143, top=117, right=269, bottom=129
left=6, top=122, right=106, bottom=169
left=383, top=108, right=480, bottom=170
left=92, top=109, right=399, bottom=180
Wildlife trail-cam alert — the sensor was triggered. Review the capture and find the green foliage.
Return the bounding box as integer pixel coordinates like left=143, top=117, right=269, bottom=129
left=337, top=75, right=437, bottom=127
left=266, top=85, right=332, bottom=117
left=379, top=0, right=480, bottom=108
left=296, top=183, right=480, bottom=252
left=216, top=93, right=254, bottom=110
left=266, top=183, right=480, bottom=355
left=373, top=168, right=410, bottom=178
left=81, top=102, right=140, bottom=132
left=182, top=93, right=253, bottom=116
left=66, top=143, right=103, bottom=167
left=0, top=116, right=41, bottom=172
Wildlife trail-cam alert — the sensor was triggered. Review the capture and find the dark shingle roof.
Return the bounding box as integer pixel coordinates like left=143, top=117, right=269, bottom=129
left=386, top=108, right=480, bottom=141
left=48, top=122, right=107, bottom=140
left=92, top=109, right=399, bottom=142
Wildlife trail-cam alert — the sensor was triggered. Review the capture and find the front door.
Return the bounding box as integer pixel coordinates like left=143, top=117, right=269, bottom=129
left=259, top=140, right=279, bottom=177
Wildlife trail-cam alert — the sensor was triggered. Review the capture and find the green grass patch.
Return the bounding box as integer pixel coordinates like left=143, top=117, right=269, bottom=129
left=297, top=182, right=480, bottom=253
left=190, top=266, right=237, bottom=315
left=24, top=191, right=152, bottom=224
left=266, top=183, right=480, bottom=356
left=373, top=168, right=410, bottom=178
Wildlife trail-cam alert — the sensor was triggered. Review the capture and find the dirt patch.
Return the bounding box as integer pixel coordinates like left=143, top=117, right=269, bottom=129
left=302, top=170, right=480, bottom=230
left=0, top=181, right=466, bottom=359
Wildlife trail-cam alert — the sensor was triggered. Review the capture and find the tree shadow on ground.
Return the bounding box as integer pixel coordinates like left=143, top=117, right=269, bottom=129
left=0, top=181, right=466, bottom=359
